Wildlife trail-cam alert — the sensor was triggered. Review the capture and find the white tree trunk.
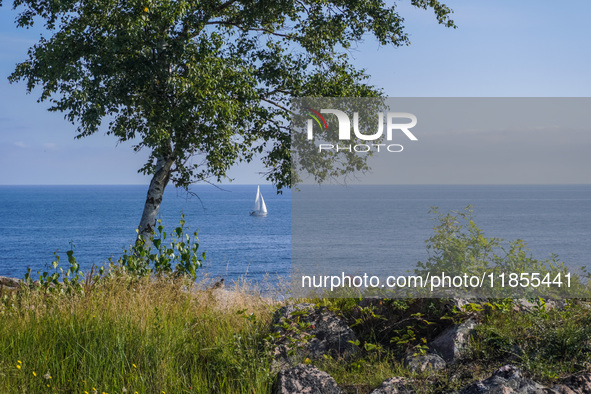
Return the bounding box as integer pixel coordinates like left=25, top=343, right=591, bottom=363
left=137, top=155, right=174, bottom=250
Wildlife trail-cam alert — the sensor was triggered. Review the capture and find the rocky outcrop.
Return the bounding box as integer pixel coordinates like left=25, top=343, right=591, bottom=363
left=272, top=364, right=342, bottom=394
left=404, top=352, right=446, bottom=373
left=429, top=318, right=478, bottom=363
left=271, top=303, right=359, bottom=369
left=553, top=373, right=591, bottom=393
left=370, top=377, right=414, bottom=394
left=0, top=276, right=22, bottom=288
left=460, top=365, right=554, bottom=393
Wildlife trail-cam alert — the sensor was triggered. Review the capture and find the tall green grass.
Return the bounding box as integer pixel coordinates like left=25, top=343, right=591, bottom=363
left=0, top=277, right=274, bottom=393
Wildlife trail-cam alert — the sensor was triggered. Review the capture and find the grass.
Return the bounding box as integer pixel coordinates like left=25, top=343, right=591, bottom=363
left=2, top=276, right=591, bottom=393
left=0, top=276, right=275, bottom=393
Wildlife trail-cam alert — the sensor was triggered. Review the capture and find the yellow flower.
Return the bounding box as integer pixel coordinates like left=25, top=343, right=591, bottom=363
left=32, top=371, right=37, bottom=377
left=144, top=7, right=149, bottom=12
left=16, top=365, right=21, bottom=369
left=85, top=392, right=89, bottom=394
left=17, top=360, right=22, bottom=364
left=132, top=364, right=137, bottom=368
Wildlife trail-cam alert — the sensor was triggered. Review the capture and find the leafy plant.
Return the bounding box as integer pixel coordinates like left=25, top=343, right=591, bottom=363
left=415, top=206, right=588, bottom=298
left=23, top=244, right=88, bottom=295
left=112, top=214, right=204, bottom=280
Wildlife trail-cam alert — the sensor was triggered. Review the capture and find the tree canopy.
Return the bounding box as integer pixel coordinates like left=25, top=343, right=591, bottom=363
left=9, top=0, right=454, bottom=186
left=7, top=0, right=454, bottom=238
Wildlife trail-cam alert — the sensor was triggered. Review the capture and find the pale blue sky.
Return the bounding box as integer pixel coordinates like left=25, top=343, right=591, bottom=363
left=0, top=1, right=590, bottom=185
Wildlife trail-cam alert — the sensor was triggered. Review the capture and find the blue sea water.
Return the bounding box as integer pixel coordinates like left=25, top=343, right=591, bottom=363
left=292, top=184, right=591, bottom=278
left=0, top=185, right=291, bottom=283
left=1, top=184, right=590, bottom=287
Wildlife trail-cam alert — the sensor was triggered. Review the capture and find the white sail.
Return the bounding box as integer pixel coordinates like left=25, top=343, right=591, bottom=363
left=251, top=185, right=268, bottom=216
left=259, top=192, right=267, bottom=214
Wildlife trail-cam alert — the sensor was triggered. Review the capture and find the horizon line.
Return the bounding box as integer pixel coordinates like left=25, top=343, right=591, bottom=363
left=1, top=183, right=590, bottom=187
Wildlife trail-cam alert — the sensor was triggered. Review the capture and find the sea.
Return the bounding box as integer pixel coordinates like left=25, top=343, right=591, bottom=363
left=292, top=185, right=591, bottom=283
left=0, top=185, right=291, bottom=285
left=1, top=184, right=590, bottom=287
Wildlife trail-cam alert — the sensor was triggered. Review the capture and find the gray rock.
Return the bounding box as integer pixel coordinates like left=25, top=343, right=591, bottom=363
left=272, top=364, right=342, bottom=394
left=370, top=377, right=414, bottom=394
left=553, top=373, right=591, bottom=393
left=0, top=276, right=22, bottom=288
left=429, top=318, right=478, bottom=363
left=271, top=303, right=359, bottom=369
left=404, top=352, right=446, bottom=373
left=513, top=299, right=567, bottom=313
left=460, top=365, right=556, bottom=394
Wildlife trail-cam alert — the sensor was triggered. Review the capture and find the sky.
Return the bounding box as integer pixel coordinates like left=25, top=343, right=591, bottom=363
left=0, top=1, right=590, bottom=185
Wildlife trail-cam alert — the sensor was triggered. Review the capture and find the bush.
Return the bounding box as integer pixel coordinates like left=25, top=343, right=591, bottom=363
left=415, top=206, right=588, bottom=298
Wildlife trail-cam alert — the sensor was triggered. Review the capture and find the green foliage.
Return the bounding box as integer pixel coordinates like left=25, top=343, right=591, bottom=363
left=23, top=244, right=101, bottom=295
left=416, top=206, right=497, bottom=277
left=311, top=297, right=463, bottom=359
left=8, top=0, right=455, bottom=190
left=469, top=301, right=591, bottom=382
left=415, top=206, right=588, bottom=297
left=269, top=306, right=316, bottom=360
left=114, top=215, right=204, bottom=280
left=21, top=215, right=203, bottom=291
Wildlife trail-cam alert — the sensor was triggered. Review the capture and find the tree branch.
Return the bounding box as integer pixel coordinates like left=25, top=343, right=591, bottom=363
left=205, top=21, right=289, bottom=37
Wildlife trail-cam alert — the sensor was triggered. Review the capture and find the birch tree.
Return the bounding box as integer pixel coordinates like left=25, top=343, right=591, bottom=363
left=7, top=0, right=454, bottom=245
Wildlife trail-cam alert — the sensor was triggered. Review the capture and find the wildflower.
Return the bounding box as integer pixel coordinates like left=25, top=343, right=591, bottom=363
left=144, top=7, right=149, bottom=12
left=17, top=360, right=22, bottom=364
left=132, top=364, right=137, bottom=368
left=16, top=365, right=21, bottom=370
left=33, top=371, right=37, bottom=376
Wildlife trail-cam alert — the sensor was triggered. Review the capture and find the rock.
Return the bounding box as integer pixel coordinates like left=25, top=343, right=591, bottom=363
left=0, top=276, right=22, bottom=288
left=404, top=353, right=446, bottom=373
left=370, top=377, right=414, bottom=394
left=460, top=365, right=555, bottom=393
left=271, top=303, right=359, bottom=369
left=513, top=299, right=567, bottom=313
left=553, top=373, right=591, bottom=393
left=272, top=364, right=342, bottom=394
left=429, top=318, right=478, bottom=363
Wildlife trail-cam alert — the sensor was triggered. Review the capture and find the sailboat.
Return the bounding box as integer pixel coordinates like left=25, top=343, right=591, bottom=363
left=250, top=185, right=268, bottom=216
